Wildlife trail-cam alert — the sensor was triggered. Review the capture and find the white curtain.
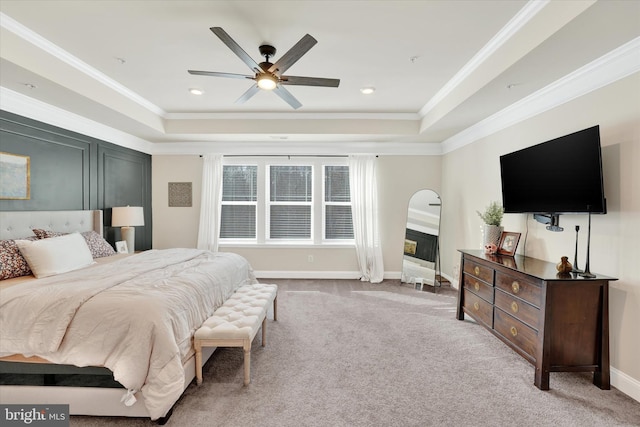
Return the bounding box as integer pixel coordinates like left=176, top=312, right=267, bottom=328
left=197, top=154, right=223, bottom=252
left=349, top=155, right=384, bottom=283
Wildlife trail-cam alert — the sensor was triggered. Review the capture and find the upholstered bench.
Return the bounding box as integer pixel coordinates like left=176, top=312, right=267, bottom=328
left=194, top=283, right=278, bottom=386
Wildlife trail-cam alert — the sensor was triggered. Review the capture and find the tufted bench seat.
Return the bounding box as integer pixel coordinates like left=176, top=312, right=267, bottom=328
left=194, top=283, right=278, bottom=386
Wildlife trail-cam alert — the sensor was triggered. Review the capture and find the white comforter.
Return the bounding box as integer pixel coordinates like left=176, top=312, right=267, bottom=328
left=0, top=249, right=256, bottom=419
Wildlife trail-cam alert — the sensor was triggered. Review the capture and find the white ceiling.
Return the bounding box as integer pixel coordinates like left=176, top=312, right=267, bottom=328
left=0, top=1, right=638, bottom=154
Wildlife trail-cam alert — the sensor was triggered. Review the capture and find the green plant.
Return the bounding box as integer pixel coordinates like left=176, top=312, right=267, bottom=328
left=477, top=201, right=504, bottom=226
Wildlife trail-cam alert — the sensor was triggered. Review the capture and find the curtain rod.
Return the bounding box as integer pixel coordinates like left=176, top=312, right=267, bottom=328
left=198, top=155, right=378, bottom=158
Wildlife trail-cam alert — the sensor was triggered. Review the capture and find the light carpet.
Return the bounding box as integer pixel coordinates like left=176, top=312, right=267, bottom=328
left=73, top=279, right=640, bottom=426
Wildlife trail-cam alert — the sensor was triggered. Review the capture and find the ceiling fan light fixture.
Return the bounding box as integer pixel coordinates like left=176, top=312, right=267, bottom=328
left=257, top=74, right=278, bottom=91
left=360, top=87, right=375, bottom=95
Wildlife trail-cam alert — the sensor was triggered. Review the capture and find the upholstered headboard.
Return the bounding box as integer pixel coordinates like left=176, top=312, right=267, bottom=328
left=0, top=210, right=103, bottom=240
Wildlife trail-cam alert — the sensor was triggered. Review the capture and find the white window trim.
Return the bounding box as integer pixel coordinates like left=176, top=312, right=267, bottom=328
left=220, top=156, right=354, bottom=247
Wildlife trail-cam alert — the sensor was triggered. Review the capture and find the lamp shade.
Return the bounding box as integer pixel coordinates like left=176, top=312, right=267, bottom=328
left=112, top=206, right=144, bottom=227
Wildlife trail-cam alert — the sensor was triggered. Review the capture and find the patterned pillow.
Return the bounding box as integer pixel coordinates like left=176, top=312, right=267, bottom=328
left=0, top=237, right=38, bottom=280
left=32, top=229, right=116, bottom=259
left=32, top=229, right=64, bottom=239
left=81, top=231, right=116, bottom=258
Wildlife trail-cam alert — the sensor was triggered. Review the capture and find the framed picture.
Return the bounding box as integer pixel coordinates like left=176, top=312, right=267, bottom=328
left=498, top=232, right=521, bottom=256
left=0, top=152, right=30, bottom=200
left=115, top=241, right=128, bottom=254
left=404, top=239, right=417, bottom=255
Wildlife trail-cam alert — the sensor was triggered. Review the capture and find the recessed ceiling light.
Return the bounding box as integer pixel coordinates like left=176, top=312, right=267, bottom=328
left=360, top=87, right=375, bottom=95
left=189, top=88, right=204, bottom=95
left=115, top=57, right=126, bottom=65
left=22, top=83, right=37, bottom=89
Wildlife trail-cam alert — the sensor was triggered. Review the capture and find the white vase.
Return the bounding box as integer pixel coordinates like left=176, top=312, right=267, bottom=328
left=483, top=224, right=503, bottom=248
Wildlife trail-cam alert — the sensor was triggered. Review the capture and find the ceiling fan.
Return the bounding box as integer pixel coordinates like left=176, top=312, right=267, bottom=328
left=188, top=27, right=340, bottom=109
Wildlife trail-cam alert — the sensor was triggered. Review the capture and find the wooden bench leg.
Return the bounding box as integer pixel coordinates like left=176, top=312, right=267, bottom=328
left=243, top=340, right=251, bottom=386
left=262, top=317, right=267, bottom=347
left=195, top=342, right=203, bottom=385
left=273, top=295, right=278, bottom=321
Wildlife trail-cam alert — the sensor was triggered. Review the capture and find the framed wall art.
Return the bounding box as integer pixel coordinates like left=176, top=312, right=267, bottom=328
left=0, top=152, right=30, bottom=199
left=404, top=239, right=417, bottom=256
left=168, top=182, right=192, bottom=207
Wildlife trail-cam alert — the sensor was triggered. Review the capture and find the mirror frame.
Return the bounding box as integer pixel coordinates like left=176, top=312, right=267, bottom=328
left=401, top=189, right=441, bottom=291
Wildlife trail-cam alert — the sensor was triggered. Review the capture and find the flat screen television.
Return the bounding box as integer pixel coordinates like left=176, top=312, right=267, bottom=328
left=500, top=125, right=606, bottom=215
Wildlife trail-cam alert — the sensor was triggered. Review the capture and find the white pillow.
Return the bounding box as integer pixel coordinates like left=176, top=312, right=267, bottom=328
left=15, top=232, right=95, bottom=278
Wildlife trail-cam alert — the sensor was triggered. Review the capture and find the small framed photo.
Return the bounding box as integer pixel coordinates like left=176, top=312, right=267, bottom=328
left=115, top=241, right=128, bottom=254
left=498, top=232, right=521, bottom=256
left=404, top=239, right=417, bottom=256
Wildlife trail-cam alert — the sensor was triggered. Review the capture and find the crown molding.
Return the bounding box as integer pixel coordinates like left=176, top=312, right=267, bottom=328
left=151, top=139, right=442, bottom=156
left=0, top=12, right=166, bottom=117
left=163, top=112, right=420, bottom=120
left=418, top=0, right=550, bottom=118
left=0, top=87, right=154, bottom=154
left=441, top=37, right=640, bottom=154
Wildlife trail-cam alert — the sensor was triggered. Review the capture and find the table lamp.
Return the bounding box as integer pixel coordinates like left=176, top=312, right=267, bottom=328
left=112, top=206, right=144, bottom=253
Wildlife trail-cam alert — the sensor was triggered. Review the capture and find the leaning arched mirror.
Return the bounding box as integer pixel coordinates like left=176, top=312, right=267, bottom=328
left=401, top=190, right=441, bottom=291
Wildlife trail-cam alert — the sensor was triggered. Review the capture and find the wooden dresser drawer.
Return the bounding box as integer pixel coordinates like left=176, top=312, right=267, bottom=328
left=463, top=258, right=494, bottom=284
left=495, top=272, right=541, bottom=308
left=494, top=307, right=538, bottom=360
left=494, top=289, right=540, bottom=330
left=463, top=274, right=494, bottom=303
left=463, top=289, right=493, bottom=328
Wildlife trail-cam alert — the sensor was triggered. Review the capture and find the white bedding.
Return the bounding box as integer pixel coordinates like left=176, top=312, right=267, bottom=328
left=0, top=248, right=256, bottom=419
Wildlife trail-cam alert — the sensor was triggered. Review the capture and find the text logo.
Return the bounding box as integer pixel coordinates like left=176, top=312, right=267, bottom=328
left=1, top=405, right=69, bottom=426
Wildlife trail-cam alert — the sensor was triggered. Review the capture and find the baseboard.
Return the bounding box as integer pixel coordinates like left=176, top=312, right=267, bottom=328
left=254, top=270, right=455, bottom=283
left=255, top=271, right=363, bottom=280
left=611, top=366, right=640, bottom=403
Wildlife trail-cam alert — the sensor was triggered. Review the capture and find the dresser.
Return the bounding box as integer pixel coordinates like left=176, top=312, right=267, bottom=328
left=456, top=250, right=616, bottom=390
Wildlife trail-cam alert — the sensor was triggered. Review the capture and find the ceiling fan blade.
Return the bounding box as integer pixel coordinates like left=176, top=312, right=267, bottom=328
left=235, top=84, right=261, bottom=105
left=273, top=86, right=302, bottom=109
left=280, top=75, right=340, bottom=87
left=188, top=70, right=253, bottom=80
left=210, top=27, right=261, bottom=73
left=267, top=34, right=317, bottom=75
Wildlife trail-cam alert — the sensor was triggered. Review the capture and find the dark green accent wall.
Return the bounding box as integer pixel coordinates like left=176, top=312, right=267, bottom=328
left=0, top=110, right=152, bottom=250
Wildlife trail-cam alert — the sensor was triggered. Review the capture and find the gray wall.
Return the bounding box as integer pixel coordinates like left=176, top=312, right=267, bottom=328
left=0, top=110, right=152, bottom=250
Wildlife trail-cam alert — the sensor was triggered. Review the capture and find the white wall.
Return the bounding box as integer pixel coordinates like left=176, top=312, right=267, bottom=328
left=152, top=155, right=202, bottom=249
left=440, top=73, right=640, bottom=398
left=152, top=155, right=441, bottom=277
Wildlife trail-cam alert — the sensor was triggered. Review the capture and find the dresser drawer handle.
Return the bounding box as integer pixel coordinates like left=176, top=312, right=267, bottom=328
left=474, top=266, right=480, bottom=276
left=473, top=302, right=480, bottom=311
left=474, top=282, right=480, bottom=291
left=512, top=281, right=520, bottom=294
left=511, top=301, right=519, bottom=313
left=510, top=326, right=518, bottom=337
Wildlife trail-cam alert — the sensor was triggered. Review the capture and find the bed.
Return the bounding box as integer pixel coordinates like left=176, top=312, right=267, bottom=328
left=0, top=210, right=256, bottom=421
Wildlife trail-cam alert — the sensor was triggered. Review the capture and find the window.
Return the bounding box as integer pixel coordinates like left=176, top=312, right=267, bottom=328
left=324, top=166, right=354, bottom=239
left=268, top=165, right=312, bottom=239
left=220, top=165, right=257, bottom=239
left=220, top=158, right=353, bottom=245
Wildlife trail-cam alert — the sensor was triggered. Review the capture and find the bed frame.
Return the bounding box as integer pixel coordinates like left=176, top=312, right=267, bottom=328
left=0, top=210, right=215, bottom=420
